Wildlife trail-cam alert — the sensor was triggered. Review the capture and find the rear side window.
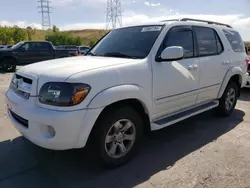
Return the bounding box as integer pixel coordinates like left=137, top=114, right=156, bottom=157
left=39, top=43, right=52, bottom=50
left=223, top=29, right=245, bottom=52
left=195, top=27, right=223, bottom=56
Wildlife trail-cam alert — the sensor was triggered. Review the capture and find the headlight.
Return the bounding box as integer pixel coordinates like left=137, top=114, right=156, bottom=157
left=39, top=82, right=91, bottom=106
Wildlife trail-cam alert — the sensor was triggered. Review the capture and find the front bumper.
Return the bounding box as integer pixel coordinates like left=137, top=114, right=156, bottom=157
left=244, top=73, right=250, bottom=88
left=242, top=72, right=249, bottom=88
left=5, top=88, right=103, bottom=150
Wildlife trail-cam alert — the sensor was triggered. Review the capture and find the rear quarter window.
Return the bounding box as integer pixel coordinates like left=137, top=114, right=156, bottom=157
left=223, top=29, right=245, bottom=52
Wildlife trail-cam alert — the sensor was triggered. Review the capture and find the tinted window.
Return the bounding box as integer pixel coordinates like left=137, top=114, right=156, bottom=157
left=164, top=29, right=194, bottom=58
left=223, top=29, right=245, bottom=52
left=89, top=26, right=163, bottom=59
left=195, top=27, right=221, bottom=56
left=21, top=43, right=31, bottom=50
left=38, top=43, right=52, bottom=50
left=215, top=33, right=223, bottom=53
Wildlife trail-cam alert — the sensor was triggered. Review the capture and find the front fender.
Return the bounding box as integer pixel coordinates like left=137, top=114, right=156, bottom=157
left=218, top=67, right=243, bottom=98
left=87, top=85, right=152, bottom=117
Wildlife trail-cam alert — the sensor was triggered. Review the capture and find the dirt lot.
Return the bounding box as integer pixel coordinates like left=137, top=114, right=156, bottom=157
left=1, top=71, right=250, bottom=188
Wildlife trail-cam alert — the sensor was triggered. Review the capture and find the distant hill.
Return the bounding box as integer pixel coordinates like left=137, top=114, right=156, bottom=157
left=31, top=29, right=109, bottom=46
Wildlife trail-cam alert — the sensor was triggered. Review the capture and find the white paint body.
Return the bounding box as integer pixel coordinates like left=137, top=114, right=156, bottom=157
left=5, top=21, right=249, bottom=150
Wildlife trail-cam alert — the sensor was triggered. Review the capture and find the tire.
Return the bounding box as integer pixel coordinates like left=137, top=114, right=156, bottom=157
left=2, top=58, right=16, bottom=72
left=216, top=81, right=239, bottom=117
left=89, top=106, right=143, bottom=168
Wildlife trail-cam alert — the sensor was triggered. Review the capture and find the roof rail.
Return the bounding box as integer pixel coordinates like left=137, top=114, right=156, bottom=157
left=179, top=18, right=232, bottom=28
left=160, top=18, right=232, bottom=28
left=160, top=19, right=179, bottom=22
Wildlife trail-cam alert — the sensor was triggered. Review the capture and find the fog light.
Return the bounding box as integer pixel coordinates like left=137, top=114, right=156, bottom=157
left=47, top=126, right=56, bottom=138
left=41, top=125, right=56, bottom=139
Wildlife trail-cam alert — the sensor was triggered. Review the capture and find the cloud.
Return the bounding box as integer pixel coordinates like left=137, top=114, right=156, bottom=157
left=1, top=13, right=250, bottom=41
left=59, top=13, right=250, bottom=41
left=0, top=20, right=42, bottom=30
left=144, top=2, right=161, bottom=7
left=51, top=0, right=106, bottom=7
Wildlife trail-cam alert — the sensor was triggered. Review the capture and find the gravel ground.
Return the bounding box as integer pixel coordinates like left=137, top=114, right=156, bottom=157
left=1, top=70, right=250, bottom=188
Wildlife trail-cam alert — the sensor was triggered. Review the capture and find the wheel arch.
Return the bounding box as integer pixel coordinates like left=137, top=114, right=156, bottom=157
left=218, top=67, right=243, bottom=98
left=86, top=98, right=151, bottom=147
left=0, top=56, right=17, bottom=65
left=85, top=85, right=153, bottom=146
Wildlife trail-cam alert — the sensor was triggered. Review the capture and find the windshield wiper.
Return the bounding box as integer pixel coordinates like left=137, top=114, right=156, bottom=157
left=103, top=52, right=137, bottom=59
left=86, top=52, right=96, bottom=56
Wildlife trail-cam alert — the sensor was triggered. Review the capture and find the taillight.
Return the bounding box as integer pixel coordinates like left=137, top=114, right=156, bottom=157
left=245, top=57, right=250, bottom=70
left=245, top=57, right=249, bottom=65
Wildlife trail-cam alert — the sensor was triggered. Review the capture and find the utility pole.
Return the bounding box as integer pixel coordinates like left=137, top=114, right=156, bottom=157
left=38, top=0, right=52, bottom=30
left=106, top=0, right=122, bottom=30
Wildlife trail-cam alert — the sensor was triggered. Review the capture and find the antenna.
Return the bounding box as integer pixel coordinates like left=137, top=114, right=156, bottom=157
left=106, top=0, right=122, bottom=30
left=38, top=0, right=52, bottom=30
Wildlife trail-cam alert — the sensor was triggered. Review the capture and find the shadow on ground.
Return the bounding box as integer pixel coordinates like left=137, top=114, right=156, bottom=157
left=0, top=109, right=245, bottom=188
left=239, top=88, right=250, bottom=102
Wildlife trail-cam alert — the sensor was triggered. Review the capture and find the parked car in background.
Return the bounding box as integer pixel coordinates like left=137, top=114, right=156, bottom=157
left=79, top=46, right=90, bottom=55
left=244, top=47, right=250, bottom=87
left=56, top=45, right=80, bottom=56
left=5, top=18, right=249, bottom=168
left=0, top=41, right=73, bottom=72
left=5, top=45, right=13, bottom=48
left=0, top=45, right=5, bottom=49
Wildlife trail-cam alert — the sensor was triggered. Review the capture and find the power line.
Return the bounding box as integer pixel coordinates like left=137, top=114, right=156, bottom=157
left=38, top=0, right=52, bottom=30
left=106, top=0, right=122, bottom=30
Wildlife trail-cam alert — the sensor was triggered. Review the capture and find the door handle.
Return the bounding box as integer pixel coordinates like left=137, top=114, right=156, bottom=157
left=222, top=61, right=231, bottom=65
left=12, top=52, right=19, bottom=55
left=188, top=64, right=198, bottom=70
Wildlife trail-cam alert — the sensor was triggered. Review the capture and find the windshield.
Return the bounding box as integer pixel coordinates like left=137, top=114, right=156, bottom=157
left=88, top=25, right=163, bottom=59
left=11, top=42, right=24, bottom=49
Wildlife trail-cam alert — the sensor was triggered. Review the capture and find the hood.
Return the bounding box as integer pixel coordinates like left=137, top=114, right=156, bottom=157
left=18, top=56, right=137, bottom=79
left=0, top=48, right=11, bottom=52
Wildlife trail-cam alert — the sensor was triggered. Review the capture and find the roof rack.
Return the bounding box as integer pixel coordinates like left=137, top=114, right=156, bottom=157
left=160, top=18, right=232, bottom=28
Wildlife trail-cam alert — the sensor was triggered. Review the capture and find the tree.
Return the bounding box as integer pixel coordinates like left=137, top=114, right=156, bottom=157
left=45, top=32, right=83, bottom=46
left=26, top=26, right=36, bottom=41
left=88, top=40, right=96, bottom=47
left=12, top=26, right=26, bottom=43
left=52, top=25, right=59, bottom=33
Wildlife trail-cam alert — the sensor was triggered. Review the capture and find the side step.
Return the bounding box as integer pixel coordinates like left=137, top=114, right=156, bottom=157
left=151, top=100, right=219, bottom=131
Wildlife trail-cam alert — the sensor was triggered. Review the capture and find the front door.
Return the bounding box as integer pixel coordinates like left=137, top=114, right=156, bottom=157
left=15, top=42, right=39, bottom=65
left=152, top=26, right=200, bottom=119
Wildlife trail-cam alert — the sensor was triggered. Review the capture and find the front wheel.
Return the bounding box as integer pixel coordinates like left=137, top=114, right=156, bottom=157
left=216, top=82, right=239, bottom=117
left=90, top=106, right=143, bottom=168
left=2, top=58, right=16, bottom=72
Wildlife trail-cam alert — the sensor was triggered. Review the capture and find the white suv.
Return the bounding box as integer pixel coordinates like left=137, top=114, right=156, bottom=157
left=5, top=18, right=249, bottom=168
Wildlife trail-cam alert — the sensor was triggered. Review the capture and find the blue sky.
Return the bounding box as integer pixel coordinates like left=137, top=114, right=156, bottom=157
left=1, top=0, right=250, bottom=40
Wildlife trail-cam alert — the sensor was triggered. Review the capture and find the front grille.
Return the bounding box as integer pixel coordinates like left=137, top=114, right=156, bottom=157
left=9, top=110, right=29, bottom=128
left=15, top=74, right=33, bottom=84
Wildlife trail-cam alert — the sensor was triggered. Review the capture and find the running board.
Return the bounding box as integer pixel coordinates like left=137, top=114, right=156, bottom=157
left=151, top=101, right=219, bottom=131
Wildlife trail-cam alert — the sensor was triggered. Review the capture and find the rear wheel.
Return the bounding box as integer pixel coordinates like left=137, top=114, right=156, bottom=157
left=2, top=58, right=16, bottom=72
left=216, top=81, right=239, bottom=117
left=89, top=106, right=143, bottom=168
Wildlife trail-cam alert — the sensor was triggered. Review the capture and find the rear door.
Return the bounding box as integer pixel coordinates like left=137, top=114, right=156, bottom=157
left=35, top=42, right=54, bottom=62
left=194, top=26, right=227, bottom=103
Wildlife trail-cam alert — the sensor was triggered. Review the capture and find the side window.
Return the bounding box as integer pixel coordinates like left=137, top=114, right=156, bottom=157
left=39, top=43, right=52, bottom=50
left=20, top=43, right=35, bottom=51
left=215, top=33, right=223, bottom=53
left=195, top=27, right=221, bottom=56
left=21, top=43, right=30, bottom=51
left=164, top=29, right=194, bottom=58
left=223, top=29, right=245, bottom=52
